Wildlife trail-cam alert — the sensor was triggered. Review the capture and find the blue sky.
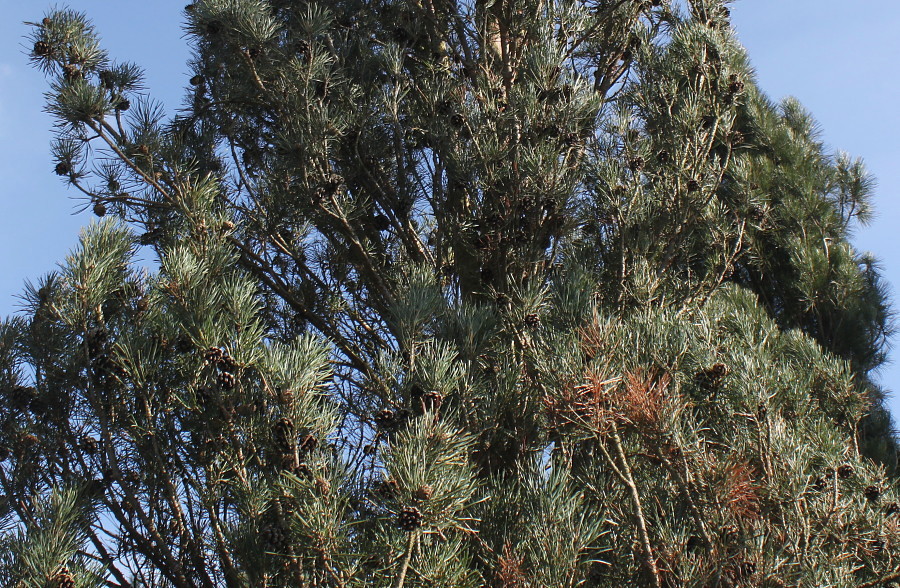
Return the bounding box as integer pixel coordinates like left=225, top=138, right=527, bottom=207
left=729, top=1, right=900, bottom=419
left=1, top=1, right=898, bottom=417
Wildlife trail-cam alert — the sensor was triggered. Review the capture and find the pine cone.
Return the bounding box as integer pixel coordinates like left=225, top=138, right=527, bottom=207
left=372, top=214, right=391, bottom=232
left=17, top=432, right=39, bottom=452
left=28, top=396, right=50, bottom=418
left=374, top=408, right=394, bottom=425
left=33, top=40, right=52, bottom=57
left=277, top=388, right=294, bottom=405
left=135, top=296, right=149, bottom=313
left=864, top=485, right=881, bottom=502
left=837, top=464, right=854, bottom=479
left=315, top=477, right=331, bottom=495
left=321, top=174, right=344, bottom=196
left=219, top=354, right=238, bottom=373
left=79, top=435, right=99, bottom=455
left=298, top=434, right=318, bottom=453
left=98, top=69, right=116, bottom=89
left=397, top=506, right=423, bottom=531
left=62, top=63, right=82, bottom=82
left=175, top=336, right=193, bottom=353
left=85, top=478, right=106, bottom=498
left=274, top=417, right=295, bottom=452
left=412, top=484, right=433, bottom=501
left=694, top=363, right=729, bottom=391
left=204, top=346, right=225, bottom=364
left=261, top=520, right=289, bottom=552
left=218, top=371, right=236, bottom=390
left=86, top=326, right=108, bottom=356
left=7, top=385, right=37, bottom=411
left=811, top=477, right=827, bottom=492
left=374, top=408, right=406, bottom=432
left=93, top=202, right=107, bottom=217
left=524, top=313, right=540, bottom=328
left=422, top=390, right=443, bottom=412
left=727, top=75, right=745, bottom=95
left=50, top=567, right=76, bottom=588
left=376, top=479, right=400, bottom=499
left=197, top=387, right=220, bottom=411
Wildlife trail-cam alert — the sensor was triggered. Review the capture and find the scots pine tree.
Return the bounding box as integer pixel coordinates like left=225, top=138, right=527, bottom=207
left=2, top=1, right=898, bottom=586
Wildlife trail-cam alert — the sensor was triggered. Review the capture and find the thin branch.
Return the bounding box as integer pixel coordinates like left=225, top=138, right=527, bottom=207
left=392, top=531, right=417, bottom=588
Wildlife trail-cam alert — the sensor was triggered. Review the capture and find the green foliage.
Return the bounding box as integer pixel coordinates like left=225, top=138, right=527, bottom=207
left=3, top=0, right=898, bottom=586
left=0, top=487, right=104, bottom=588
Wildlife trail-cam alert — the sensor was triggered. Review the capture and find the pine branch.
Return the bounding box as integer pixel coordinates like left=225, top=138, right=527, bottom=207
left=392, top=530, right=417, bottom=588
left=596, top=422, right=661, bottom=588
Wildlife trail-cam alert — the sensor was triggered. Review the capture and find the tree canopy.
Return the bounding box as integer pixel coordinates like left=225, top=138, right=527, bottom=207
left=1, top=1, right=897, bottom=586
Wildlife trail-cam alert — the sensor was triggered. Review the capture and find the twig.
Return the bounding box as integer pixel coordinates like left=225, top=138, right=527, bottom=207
left=392, top=531, right=416, bottom=588
left=597, top=422, right=662, bottom=588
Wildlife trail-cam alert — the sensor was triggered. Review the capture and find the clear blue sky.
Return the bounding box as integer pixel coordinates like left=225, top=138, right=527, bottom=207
left=1, top=1, right=898, bottom=417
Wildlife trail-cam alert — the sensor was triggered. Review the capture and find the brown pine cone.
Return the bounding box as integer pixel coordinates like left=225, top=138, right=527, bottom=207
left=397, top=506, right=423, bottom=531
left=864, top=485, right=881, bottom=502
left=50, top=567, right=76, bottom=588
left=374, top=408, right=408, bottom=432
left=315, top=477, right=332, bottom=496
left=273, top=418, right=295, bottom=452
left=219, top=353, right=238, bottom=372
left=261, top=520, right=289, bottom=552
left=376, top=479, right=400, bottom=499
left=218, top=371, right=236, bottom=390
left=422, top=390, right=443, bottom=412
left=79, top=436, right=99, bottom=455
left=277, top=388, right=295, bottom=405
left=412, top=484, right=434, bottom=501
left=33, top=40, right=52, bottom=57
left=811, top=477, right=827, bottom=492
left=298, top=434, right=319, bottom=453
left=204, top=347, right=225, bottom=364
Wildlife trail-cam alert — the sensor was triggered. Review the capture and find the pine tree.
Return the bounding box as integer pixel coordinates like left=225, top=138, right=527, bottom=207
left=2, top=1, right=898, bottom=586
